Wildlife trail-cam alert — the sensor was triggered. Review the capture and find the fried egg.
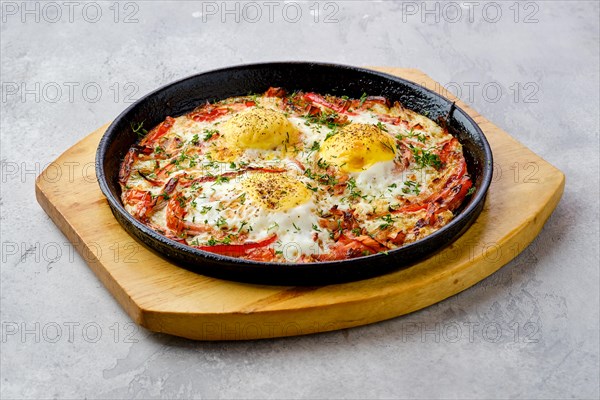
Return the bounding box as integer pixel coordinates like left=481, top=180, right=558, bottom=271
left=320, top=123, right=396, bottom=172
left=221, top=108, right=299, bottom=150
left=184, top=170, right=327, bottom=262
left=242, top=172, right=311, bottom=211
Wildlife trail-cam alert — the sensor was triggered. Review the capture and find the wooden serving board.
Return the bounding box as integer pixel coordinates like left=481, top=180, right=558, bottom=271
left=36, top=68, right=565, bottom=340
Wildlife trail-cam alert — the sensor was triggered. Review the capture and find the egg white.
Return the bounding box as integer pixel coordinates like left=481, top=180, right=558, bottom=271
left=185, top=175, right=326, bottom=261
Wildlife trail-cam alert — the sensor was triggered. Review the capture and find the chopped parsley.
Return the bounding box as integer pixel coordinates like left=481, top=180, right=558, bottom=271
left=238, top=221, right=251, bottom=233
left=220, top=236, right=232, bottom=245
left=324, top=128, right=338, bottom=141
left=304, top=168, right=316, bottom=179
left=319, top=173, right=338, bottom=186
left=379, top=214, right=395, bottom=230
left=304, top=111, right=344, bottom=130
left=237, top=192, right=246, bottom=205
left=199, top=205, right=212, bottom=214
left=347, top=177, right=366, bottom=200
left=402, top=180, right=421, bottom=195
left=215, top=216, right=227, bottom=228
left=397, top=128, right=427, bottom=143
left=203, top=129, right=218, bottom=141
left=206, top=234, right=237, bottom=246
left=212, top=175, right=230, bottom=186
left=359, top=92, right=368, bottom=107
left=131, top=121, right=147, bottom=138
left=317, top=158, right=329, bottom=170
left=380, top=140, right=396, bottom=153
left=306, top=183, right=318, bottom=192
left=177, top=152, right=188, bottom=163
left=410, top=145, right=442, bottom=169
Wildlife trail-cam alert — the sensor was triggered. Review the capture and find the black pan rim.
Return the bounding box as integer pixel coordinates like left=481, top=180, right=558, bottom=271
left=96, top=61, right=493, bottom=271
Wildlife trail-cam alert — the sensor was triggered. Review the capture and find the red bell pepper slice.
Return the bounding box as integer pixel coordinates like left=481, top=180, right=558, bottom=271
left=140, top=116, right=175, bottom=146
left=302, top=92, right=356, bottom=115
left=196, top=235, right=278, bottom=257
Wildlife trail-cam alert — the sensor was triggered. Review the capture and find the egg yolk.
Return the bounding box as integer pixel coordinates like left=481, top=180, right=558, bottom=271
left=319, top=123, right=396, bottom=172
left=221, top=108, right=299, bottom=151
left=242, top=172, right=311, bottom=211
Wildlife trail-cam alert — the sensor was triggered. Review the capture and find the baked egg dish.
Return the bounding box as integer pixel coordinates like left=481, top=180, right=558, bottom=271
left=119, top=88, right=473, bottom=262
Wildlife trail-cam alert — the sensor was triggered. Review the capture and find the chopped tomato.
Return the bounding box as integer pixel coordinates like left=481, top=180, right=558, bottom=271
left=264, top=87, right=286, bottom=97
left=190, top=107, right=229, bottom=122
left=245, top=247, right=276, bottom=262
left=434, top=175, right=473, bottom=212
left=123, top=189, right=152, bottom=205
left=122, top=189, right=156, bottom=222
left=377, top=115, right=407, bottom=126
left=438, top=137, right=460, bottom=164
left=140, top=116, right=175, bottom=146
left=316, top=234, right=388, bottom=261
left=119, top=148, right=139, bottom=184
left=165, top=194, right=210, bottom=236
left=188, top=102, right=254, bottom=122
left=302, top=92, right=356, bottom=115
left=155, top=163, right=176, bottom=180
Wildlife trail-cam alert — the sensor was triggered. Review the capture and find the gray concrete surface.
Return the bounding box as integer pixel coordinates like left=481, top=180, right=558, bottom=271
left=1, top=1, right=599, bottom=399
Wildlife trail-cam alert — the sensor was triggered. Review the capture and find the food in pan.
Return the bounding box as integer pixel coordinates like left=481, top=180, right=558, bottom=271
left=118, top=88, right=473, bottom=262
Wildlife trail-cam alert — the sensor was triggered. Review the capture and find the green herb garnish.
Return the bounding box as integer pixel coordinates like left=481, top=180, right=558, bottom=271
left=402, top=180, right=421, bottom=195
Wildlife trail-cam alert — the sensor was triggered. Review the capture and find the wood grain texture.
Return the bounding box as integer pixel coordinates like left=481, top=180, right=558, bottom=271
left=35, top=68, right=565, bottom=340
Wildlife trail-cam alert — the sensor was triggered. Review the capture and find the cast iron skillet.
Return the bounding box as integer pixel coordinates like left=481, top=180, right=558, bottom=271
left=96, top=62, right=493, bottom=285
